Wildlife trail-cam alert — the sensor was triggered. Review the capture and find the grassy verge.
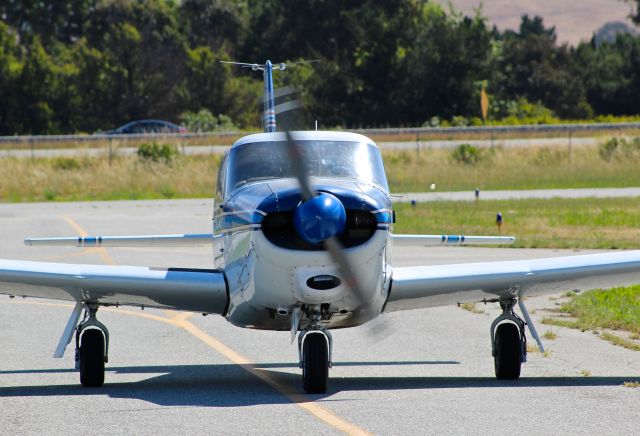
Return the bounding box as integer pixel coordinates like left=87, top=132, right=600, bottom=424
left=383, top=144, right=640, bottom=192
left=542, top=286, right=640, bottom=351
left=394, top=197, right=640, bottom=249
left=2, top=143, right=640, bottom=201
left=0, top=155, right=221, bottom=202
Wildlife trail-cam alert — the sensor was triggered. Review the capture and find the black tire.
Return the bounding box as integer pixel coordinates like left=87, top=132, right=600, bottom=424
left=494, top=323, right=521, bottom=380
left=79, top=329, right=105, bottom=387
left=302, top=333, right=329, bottom=394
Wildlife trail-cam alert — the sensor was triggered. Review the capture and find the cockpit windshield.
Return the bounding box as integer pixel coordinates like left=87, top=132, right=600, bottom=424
left=225, top=140, right=388, bottom=193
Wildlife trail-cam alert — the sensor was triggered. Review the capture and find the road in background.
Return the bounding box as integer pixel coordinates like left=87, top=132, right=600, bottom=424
left=0, top=200, right=638, bottom=434
left=0, top=136, right=601, bottom=158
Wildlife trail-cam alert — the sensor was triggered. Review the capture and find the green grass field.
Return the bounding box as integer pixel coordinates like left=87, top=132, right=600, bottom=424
left=542, top=286, right=640, bottom=351
left=384, top=145, right=640, bottom=192
left=394, top=197, right=640, bottom=249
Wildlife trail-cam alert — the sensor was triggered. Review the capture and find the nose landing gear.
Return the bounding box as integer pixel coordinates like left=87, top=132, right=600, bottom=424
left=297, top=312, right=332, bottom=394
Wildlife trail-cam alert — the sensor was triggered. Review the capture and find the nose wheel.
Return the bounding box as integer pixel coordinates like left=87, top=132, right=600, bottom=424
left=298, top=324, right=332, bottom=394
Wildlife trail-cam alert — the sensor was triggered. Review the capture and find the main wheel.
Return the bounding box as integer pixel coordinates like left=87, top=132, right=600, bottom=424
left=302, top=333, right=329, bottom=394
left=79, top=329, right=105, bottom=387
left=494, top=323, right=521, bottom=380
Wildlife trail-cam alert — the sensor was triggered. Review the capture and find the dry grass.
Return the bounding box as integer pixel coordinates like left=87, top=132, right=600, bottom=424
left=623, top=381, right=640, bottom=388
left=579, top=369, right=592, bottom=377
left=459, top=302, right=484, bottom=314
left=0, top=154, right=221, bottom=202
left=600, top=332, right=640, bottom=352
left=383, top=143, right=640, bottom=193
left=526, top=343, right=539, bottom=353
left=542, top=330, right=558, bottom=340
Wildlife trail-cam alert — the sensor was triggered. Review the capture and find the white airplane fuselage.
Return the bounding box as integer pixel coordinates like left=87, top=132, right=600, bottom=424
left=213, top=131, right=393, bottom=330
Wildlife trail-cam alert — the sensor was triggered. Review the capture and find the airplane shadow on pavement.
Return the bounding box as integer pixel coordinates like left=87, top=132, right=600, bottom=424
left=0, top=362, right=638, bottom=406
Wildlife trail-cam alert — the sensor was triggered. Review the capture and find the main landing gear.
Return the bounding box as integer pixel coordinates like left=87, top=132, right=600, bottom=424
left=297, top=312, right=332, bottom=394
left=490, top=298, right=527, bottom=379
left=75, top=305, right=109, bottom=387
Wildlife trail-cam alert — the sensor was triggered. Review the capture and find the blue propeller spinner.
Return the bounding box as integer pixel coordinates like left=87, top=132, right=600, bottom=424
left=293, top=192, right=346, bottom=244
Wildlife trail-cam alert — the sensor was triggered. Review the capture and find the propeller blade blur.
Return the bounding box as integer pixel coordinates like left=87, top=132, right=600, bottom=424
left=285, top=131, right=315, bottom=201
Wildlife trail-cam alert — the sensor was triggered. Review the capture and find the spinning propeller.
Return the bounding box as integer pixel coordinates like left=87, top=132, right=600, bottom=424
left=284, top=131, right=377, bottom=319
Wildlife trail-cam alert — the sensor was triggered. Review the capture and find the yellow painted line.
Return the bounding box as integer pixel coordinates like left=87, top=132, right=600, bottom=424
left=3, top=299, right=369, bottom=435
left=62, top=215, right=116, bottom=266
left=53, top=216, right=370, bottom=435
left=172, top=316, right=371, bottom=436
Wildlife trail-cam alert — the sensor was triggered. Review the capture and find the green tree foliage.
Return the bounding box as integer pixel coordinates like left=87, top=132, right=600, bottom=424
left=0, top=1, right=639, bottom=134
left=178, top=0, right=249, bottom=54
left=624, top=0, right=640, bottom=24
left=0, top=22, right=22, bottom=134
left=494, top=15, right=593, bottom=119
left=575, top=33, right=640, bottom=115
left=397, top=4, right=495, bottom=123
left=0, top=0, right=95, bottom=45
left=179, top=46, right=261, bottom=127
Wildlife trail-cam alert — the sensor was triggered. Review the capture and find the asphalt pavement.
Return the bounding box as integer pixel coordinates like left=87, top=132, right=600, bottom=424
left=0, top=200, right=638, bottom=435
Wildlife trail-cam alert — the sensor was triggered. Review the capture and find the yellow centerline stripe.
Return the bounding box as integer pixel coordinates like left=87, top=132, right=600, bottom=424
left=62, top=215, right=116, bottom=266
left=59, top=216, right=370, bottom=436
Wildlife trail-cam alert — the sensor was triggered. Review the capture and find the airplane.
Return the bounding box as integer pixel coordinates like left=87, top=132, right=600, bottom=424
left=2, top=60, right=640, bottom=394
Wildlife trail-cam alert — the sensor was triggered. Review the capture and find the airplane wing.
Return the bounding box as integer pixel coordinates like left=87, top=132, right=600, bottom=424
left=393, top=234, right=515, bottom=246
left=0, top=259, right=228, bottom=314
left=24, top=233, right=214, bottom=247
left=386, top=251, right=640, bottom=311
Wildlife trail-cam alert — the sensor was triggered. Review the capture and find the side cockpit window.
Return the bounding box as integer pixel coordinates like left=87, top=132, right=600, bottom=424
left=215, top=153, right=228, bottom=202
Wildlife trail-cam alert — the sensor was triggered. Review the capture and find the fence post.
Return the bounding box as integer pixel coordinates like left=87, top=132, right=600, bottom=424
left=568, top=128, right=573, bottom=162
left=108, top=138, right=113, bottom=166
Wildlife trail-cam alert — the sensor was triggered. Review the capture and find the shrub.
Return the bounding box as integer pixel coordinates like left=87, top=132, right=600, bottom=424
left=137, top=143, right=178, bottom=164
left=599, top=137, right=640, bottom=161
left=452, top=143, right=481, bottom=165
left=180, top=109, right=238, bottom=132
left=51, top=157, right=81, bottom=170
left=599, top=137, right=620, bottom=161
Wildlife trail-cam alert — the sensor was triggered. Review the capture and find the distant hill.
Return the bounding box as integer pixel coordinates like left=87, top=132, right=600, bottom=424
left=435, top=0, right=637, bottom=45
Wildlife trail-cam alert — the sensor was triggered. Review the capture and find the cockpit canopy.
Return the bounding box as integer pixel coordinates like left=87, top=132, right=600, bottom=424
left=224, top=139, right=389, bottom=195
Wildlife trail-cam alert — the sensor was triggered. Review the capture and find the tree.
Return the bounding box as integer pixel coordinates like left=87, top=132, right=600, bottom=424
left=0, top=0, right=95, bottom=46
left=178, top=0, right=249, bottom=55
left=396, top=3, right=495, bottom=123
left=494, top=15, right=592, bottom=119
left=84, top=0, right=188, bottom=127
left=575, top=33, right=640, bottom=115
left=179, top=46, right=261, bottom=127
left=623, top=0, right=640, bottom=24
left=0, top=22, right=23, bottom=134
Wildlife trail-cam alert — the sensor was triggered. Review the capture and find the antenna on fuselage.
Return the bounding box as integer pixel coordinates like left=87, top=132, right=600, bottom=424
left=220, top=60, right=318, bottom=133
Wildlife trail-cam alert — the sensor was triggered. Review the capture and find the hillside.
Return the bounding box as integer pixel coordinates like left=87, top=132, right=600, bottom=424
left=436, top=0, right=636, bottom=45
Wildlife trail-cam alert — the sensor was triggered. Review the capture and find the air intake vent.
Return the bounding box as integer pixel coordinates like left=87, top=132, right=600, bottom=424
left=262, top=210, right=377, bottom=250
left=307, top=275, right=341, bottom=290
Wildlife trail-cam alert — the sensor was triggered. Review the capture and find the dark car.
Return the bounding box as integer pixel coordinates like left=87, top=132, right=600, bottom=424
left=104, top=120, right=187, bottom=134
